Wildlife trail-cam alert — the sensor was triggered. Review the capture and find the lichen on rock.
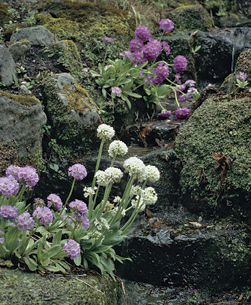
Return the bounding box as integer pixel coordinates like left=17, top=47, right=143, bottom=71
left=173, top=93, right=251, bottom=217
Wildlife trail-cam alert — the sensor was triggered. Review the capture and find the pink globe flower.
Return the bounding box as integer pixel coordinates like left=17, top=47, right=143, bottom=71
left=135, top=25, right=150, bottom=42
left=159, top=19, right=174, bottom=32
left=68, top=164, right=87, bottom=180
left=174, top=55, right=187, bottom=72
left=64, top=239, right=81, bottom=259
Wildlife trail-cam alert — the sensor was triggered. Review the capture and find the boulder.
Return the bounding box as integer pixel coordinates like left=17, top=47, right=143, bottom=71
left=10, top=25, right=58, bottom=47
left=173, top=92, right=251, bottom=218
left=0, top=44, right=17, bottom=86
left=8, top=39, right=31, bottom=62
left=0, top=91, right=47, bottom=172
left=42, top=73, right=101, bottom=158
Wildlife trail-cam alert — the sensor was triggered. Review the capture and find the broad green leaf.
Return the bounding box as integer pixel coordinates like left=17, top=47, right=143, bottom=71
left=157, top=85, right=172, bottom=98
left=44, top=265, right=60, bottom=272
left=102, top=88, right=107, bottom=97
left=24, top=257, right=38, bottom=271
left=52, top=230, right=62, bottom=246
left=74, top=254, right=81, bottom=266
left=127, top=92, right=142, bottom=98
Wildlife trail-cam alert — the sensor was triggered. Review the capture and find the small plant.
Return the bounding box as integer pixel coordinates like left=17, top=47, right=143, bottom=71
left=235, top=71, right=248, bottom=88
left=90, top=19, right=199, bottom=118
left=0, top=124, right=160, bottom=278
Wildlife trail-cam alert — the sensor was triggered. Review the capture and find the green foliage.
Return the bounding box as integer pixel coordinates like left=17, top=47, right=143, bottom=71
left=0, top=124, right=160, bottom=278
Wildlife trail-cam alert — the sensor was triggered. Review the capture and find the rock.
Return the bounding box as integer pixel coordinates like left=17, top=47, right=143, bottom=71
left=8, top=39, right=31, bottom=61
left=0, top=2, right=11, bottom=27
left=116, top=214, right=251, bottom=291
left=0, top=267, right=122, bottom=305
left=0, top=44, right=17, bottom=86
left=173, top=93, right=251, bottom=217
left=42, top=73, right=101, bottom=158
left=0, top=91, right=47, bottom=164
left=10, top=25, right=58, bottom=47
left=170, top=4, right=213, bottom=32
left=194, top=28, right=251, bottom=85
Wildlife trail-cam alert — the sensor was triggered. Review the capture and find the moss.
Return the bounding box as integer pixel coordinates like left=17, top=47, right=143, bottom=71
left=0, top=267, right=122, bottom=305
left=42, top=76, right=100, bottom=158
left=3, top=23, right=28, bottom=40
left=0, top=3, right=11, bottom=27
left=170, top=5, right=213, bottom=32
left=173, top=94, right=251, bottom=217
left=9, top=39, right=30, bottom=46
left=0, top=90, right=41, bottom=108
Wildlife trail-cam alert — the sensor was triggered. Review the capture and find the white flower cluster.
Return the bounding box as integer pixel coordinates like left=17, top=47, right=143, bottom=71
left=123, top=157, right=145, bottom=180
left=87, top=231, right=105, bottom=244
left=97, top=124, right=115, bottom=140
left=83, top=186, right=97, bottom=198
left=145, top=165, right=160, bottom=183
left=142, top=187, right=158, bottom=205
left=108, top=140, right=128, bottom=158
left=94, top=217, right=110, bottom=230
left=95, top=167, right=123, bottom=186
left=131, top=196, right=145, bottom=212
left=130, top=185, right=142, bottom=197
left=113, top=196, right=122, bottom=203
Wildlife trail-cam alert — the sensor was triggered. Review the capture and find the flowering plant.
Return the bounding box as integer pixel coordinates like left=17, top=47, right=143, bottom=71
left=90, top=19, right=199, bottom=117
left=0, top=124, right=160, bottom=278
left=235, top=71, right=248, bottom=88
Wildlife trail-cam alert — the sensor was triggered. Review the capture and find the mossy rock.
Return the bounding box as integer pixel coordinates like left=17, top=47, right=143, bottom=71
left=0, top=267, right=122, bottom=305
left=170, top=4, right=213, bottom=32
left=42, top=73, right=101, bottom=159
left=173, top=93, right=251, bottom=218
left=0, top=2, right=11, bottom=27
left=161, top=33, right=197, bottom=81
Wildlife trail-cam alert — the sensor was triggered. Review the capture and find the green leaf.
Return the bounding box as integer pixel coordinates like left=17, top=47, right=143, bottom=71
left=41, top=245, right=62, bottom=260
left=102, top=88, right=107, bottom=97
left=74, top=254, right=81, bottom=266
left=24, top=257, right=38, bottom=271
left=127, top=92, right=142, bottom=98
left=52, top=230, right=62, bottom=246
left=43, top=265, right=61, bottom=272
left=157, top=85, right=172, bottom=98
left=4, top=226, right=21, bottom=253
left=90, top=70, right=101, bottom=77
left=120, top=94, right=131, bottom=109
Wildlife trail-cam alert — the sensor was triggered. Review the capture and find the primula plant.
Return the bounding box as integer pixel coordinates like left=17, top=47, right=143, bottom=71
left=0, top=124, right=160, bottom=278
left=90, top=19, right=200, bottom=118
left=235, top=71, right=248, bottom=89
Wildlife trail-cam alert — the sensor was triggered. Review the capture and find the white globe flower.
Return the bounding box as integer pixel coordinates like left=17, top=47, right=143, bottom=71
left=123, top=157, right=145, bottom=179
left=145, top=165, right=160, bottom=183
left=108, top=140, right=128, bottom=158
left=130, top=185, right=142, bottom=197
left=104, top=167, right=123, bottom=183
left=95, top=170, right=109, bottom=186
left=142, top=187, right=158, bottom=205
left=97, top=124, right=115, bottom=140
left=131, top=196, right=145, bottom=212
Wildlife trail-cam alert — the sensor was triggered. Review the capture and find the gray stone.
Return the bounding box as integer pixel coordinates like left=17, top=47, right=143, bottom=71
left=0, top=93, right=47, bottom=157
left=53, top=73, right=100, bottom=126
left=8, top=40, right=31, bottom=61
left=0, top=44, right=17, bottom=86
left=10, top=26, right=58, bottom=47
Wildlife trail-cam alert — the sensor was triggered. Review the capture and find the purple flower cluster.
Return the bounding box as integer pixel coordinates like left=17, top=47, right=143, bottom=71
left=158, top=111, right=171, bottom=119
left=0, top=176, right=19, bottom=198
left=174, top=55, right=187, bottom=72
left=235, top=71, right=247, bottom=81
left=68, top=164, right=87, bottom=180
left=18, top=166, right=39, bottom=187
left=159, top=19, right=174, bottom=32
left=162, top=41, right=171, bottom=56
left=64, top=239, right=81, bottom=259
left=112, top=87, right=122, bottom=97
left=6, top=165, right=20, bottom=180
left=143, top=41, right=161, bottom=61
left=129, top=38, right=143, bottom=53
left=0, top=205, right=17, bottom=219
left=132, top=51, right=147, bottom=65
left=47, top=194, right=63, bottom=211
left=135, top=25, right=150, bottom=42
left=175, top=106, right=191, bottom=119
left=152, top=62, right=169, bottom=84
left=103, top=37, right=114, bottom=43
left=34, top=197, right=45, bottom=208
left=69, top=199, right=89, bottom=230
left=33, top=206, right=53, bottom=226
left=16, top=212, right=35, bottom=231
